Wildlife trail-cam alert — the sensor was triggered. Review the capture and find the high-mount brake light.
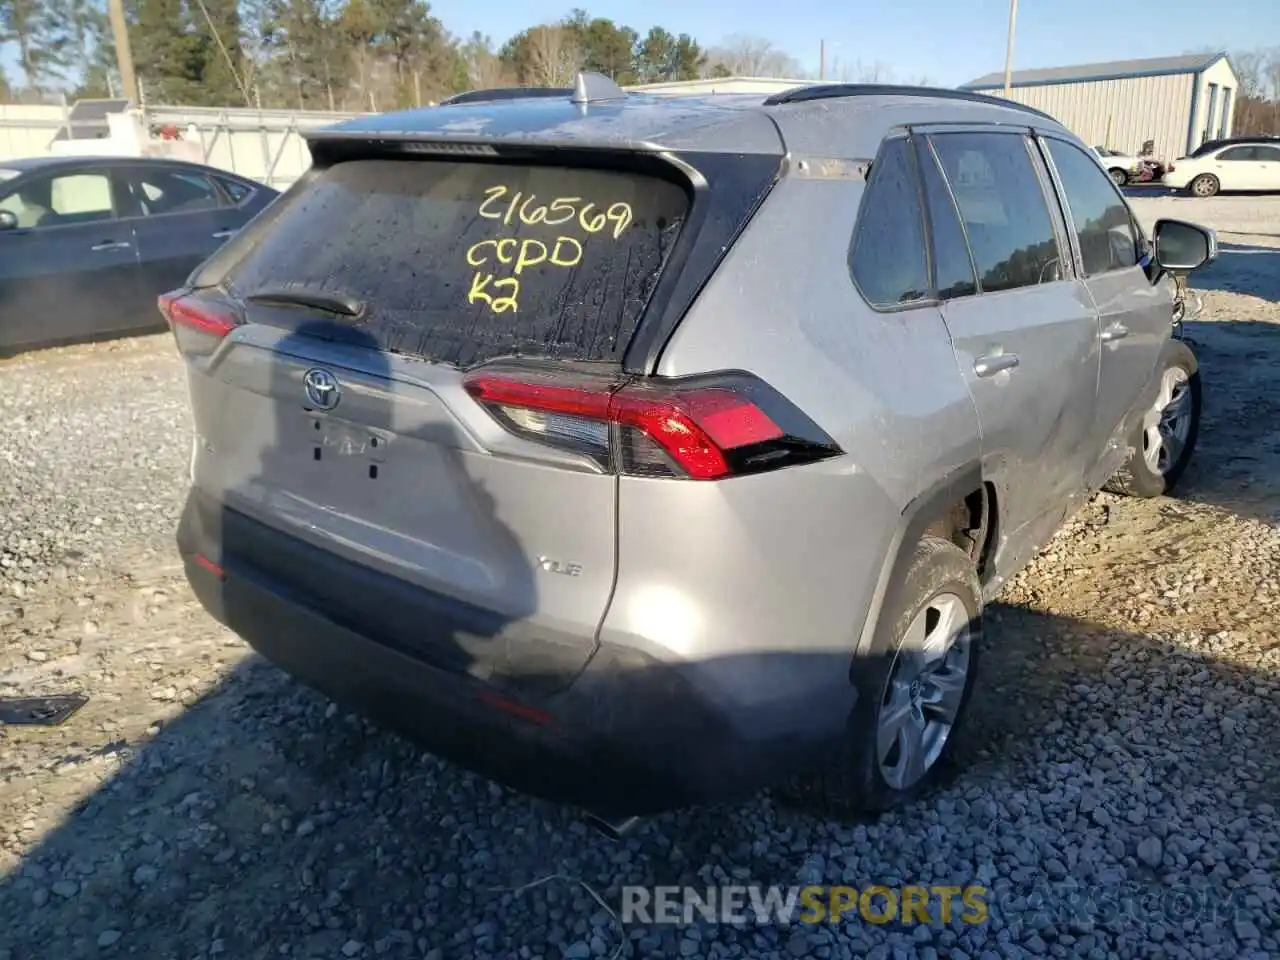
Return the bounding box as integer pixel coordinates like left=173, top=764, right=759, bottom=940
left=463, top=370, right=841, bottom=481
left=158, top=291, right=237, bottom=338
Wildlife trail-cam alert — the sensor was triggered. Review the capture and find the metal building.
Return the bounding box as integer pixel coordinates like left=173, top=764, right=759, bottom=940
left=959, top=52, right=1238, bottom=161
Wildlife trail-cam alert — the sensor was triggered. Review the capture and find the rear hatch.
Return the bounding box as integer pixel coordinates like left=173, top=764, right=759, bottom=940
left=167, top=145, right=779, bottom=694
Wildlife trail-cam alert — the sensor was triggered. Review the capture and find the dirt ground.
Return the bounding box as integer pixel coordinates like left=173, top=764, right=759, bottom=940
left=0, top=198, right=1276, bottom=960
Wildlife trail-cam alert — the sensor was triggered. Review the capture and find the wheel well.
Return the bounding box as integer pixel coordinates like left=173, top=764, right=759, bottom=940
left=923, top=482, right=998, bottom=581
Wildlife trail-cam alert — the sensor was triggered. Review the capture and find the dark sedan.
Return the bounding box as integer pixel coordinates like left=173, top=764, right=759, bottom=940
left=0, top=155, right=278, bottom=355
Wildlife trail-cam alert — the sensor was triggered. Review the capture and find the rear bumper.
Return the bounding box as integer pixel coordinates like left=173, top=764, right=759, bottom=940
left=177, top=489, right=852, bottom=817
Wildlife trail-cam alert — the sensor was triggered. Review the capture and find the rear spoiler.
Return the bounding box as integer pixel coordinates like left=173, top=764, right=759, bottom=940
left=438, top=87, right=572, bottom=107
left=437, top=72, right=626, bottom=108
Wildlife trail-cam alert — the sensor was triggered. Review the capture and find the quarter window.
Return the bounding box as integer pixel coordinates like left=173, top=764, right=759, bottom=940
left=929, top=132, right=1063, bottom=294
left=216, top=176, right=252, bottom=204
left=1044, top=138, right=1139, bottom=276
left=849, top=137, right=930, bottom=308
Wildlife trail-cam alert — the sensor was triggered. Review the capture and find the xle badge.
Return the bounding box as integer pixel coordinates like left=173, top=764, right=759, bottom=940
left=537, top=556, right=583, bottom=577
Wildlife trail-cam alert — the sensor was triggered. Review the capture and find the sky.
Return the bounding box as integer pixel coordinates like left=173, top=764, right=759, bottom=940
left=0, top=0, right=1272, bottom=92
left=431, top=0, right=1275, bottom=87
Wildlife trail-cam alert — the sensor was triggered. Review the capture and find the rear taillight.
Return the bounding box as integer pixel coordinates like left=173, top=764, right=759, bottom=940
left=192, top=553, right=225, bottom=580
left=463, top=368, right=841, bottom=481
left=158, top=290, right=237, bottom=338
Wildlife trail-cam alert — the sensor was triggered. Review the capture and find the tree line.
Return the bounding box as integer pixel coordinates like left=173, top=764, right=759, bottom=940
left=3, top=2, right=1276, bottom=135
left=0, top=0, right=912, bottom=110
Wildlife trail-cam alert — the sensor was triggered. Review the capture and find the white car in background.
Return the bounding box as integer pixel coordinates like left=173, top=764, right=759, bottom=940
left=1091, top=146, right=1144, bottom=186
left=1162, top=139, right=1280, bottom=197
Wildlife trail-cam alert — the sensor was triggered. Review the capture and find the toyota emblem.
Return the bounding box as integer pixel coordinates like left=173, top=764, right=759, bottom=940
left=303, top=368, right=341, bottom=411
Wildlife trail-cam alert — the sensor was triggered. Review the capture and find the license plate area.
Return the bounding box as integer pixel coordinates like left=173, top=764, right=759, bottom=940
left=307, top=414, right=391, bottom=481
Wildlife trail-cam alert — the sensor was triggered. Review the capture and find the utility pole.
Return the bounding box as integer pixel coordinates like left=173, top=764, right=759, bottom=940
left=107, top=0, right=139, bottom=105
left=1002, top=0, right=1018, bottom=98
left=820, top=39, right=826, bottom=81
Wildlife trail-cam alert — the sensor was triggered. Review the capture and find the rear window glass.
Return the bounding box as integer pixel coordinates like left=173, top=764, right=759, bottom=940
left=225, top=159, right=689, bottom=366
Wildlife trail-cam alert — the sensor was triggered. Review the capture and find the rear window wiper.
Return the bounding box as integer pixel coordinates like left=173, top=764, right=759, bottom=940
left=245, top=286, right=366, bottom=319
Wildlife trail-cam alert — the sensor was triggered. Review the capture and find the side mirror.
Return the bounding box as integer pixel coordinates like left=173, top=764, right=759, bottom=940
left=0, top=210, right=18, bottom=231
left=1153, top=218, right=1218, bottom=273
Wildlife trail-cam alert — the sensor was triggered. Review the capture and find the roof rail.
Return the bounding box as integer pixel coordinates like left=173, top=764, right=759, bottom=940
left=763, top=83, right=1058, bottom=123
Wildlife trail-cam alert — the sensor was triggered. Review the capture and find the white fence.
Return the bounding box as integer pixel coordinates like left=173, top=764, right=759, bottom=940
left=147, top=106, right=361, bottom=188
left=0, top=102, right=363, bottom=189
left=0, top=104, right=67, bottom=161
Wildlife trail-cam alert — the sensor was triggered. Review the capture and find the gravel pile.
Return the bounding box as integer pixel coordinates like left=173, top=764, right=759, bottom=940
left=0, top=202, right=1276, bottom=959
left=0, top=335, right=191, bottom=599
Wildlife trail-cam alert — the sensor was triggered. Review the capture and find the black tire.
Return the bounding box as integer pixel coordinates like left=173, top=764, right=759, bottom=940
left=1108, top=168, right=1129, bottom=188
left=1189, top=173, right=1220, bottom=198
left=1104, top=338, right=1201, bottom=498
left=782, top=536, right=982, bottom=818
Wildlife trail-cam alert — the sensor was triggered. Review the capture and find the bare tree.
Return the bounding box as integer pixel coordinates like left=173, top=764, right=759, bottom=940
left=833, top=58, right=895, bottom=83
left=461, top=31, right=510, bottom=89
left=1233, top=50, right=1265, bottom=100
left=1265, top=47, right=1280, bottom=130
left=704, top=34, right=802, bottom=78
left=1229, top=47, right=1280, bottom=135
left=523, top=24, right=581, bottom=86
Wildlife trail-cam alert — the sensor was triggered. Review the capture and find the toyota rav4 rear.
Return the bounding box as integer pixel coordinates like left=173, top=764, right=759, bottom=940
left=168, top=87, right=871, bottom=819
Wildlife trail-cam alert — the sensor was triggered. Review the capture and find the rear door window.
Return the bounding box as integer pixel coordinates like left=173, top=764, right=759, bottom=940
left=125, top=168, right=223, bottom=216
left=916, top=138, right=978, bottom=300
left=929, top=132, right=1064, bottom=294
left=223, top=159, right=689, bottom=367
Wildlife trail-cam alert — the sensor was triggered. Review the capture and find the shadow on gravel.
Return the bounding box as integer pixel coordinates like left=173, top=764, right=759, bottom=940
left=1168, top=318, right=1280, bottom=526
left=1188, top=242, right=1280, bottom=300
left=0, top=601, right=1275, bottom=959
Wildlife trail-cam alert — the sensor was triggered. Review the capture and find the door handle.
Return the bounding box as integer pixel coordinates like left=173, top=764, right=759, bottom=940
left=974, top=353, right=1020, bottom=378
left=211, top=229, right=236, bottom=239
left=90, top=240, right=131, bottom=252
left=1100, top=323, right=1130, bottom=342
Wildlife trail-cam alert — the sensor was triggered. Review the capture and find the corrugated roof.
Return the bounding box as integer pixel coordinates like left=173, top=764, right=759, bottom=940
left=961, top=52, right=1226, bottom=90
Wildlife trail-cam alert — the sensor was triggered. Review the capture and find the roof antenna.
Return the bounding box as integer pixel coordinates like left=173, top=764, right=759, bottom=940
left=570, top=71, right=627, bottom=105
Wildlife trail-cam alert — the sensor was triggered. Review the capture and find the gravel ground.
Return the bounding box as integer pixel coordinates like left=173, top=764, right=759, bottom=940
left=0, top=198, right=1277, bottom=960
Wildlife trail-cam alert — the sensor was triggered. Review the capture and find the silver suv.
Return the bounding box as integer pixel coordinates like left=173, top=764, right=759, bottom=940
left=165, top=76, right=1216, bottom=829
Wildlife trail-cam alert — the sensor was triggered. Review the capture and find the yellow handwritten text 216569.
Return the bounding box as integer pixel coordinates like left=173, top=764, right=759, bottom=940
left=476, top=186, right=633, bottom=239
